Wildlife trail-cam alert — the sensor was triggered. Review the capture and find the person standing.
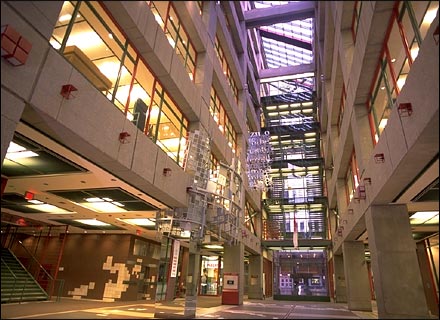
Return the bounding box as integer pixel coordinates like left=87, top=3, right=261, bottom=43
left=201, top=268, right=208, bottom=294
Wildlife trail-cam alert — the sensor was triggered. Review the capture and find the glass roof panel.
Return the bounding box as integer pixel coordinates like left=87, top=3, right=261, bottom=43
left=253, top=1, right=299, bottom=9
left=253, top=1, right=313, bottom=68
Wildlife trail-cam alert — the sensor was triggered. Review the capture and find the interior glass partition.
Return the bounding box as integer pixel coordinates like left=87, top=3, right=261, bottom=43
left=273, top=249, right=329, bottom=301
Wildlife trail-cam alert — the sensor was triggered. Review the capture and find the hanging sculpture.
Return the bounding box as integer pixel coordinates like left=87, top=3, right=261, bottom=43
left=246, top=131, right=273, bottom=191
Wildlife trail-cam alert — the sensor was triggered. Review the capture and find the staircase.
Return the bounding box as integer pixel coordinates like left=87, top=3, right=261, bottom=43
left=1, top=248, right=49, bottom=303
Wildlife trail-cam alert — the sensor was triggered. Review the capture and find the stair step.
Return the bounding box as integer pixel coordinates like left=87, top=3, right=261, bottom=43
left=1, top=249, right=49, bottom=304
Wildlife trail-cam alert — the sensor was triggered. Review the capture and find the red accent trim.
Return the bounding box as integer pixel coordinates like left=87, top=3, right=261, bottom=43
left=351, top=1, right=359, bottom=43
left=1, top=177, right=8, bottom=196
left=425, top=239, right=440, bottom=307
left=385, top=45, right=399, bottom=96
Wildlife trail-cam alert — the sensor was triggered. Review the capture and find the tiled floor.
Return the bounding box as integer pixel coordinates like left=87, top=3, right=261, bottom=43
left=1, top=296, right=378, bottom=319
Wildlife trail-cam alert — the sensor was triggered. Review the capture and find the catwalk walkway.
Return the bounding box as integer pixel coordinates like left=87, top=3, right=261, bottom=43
left=1, top=296, right=378, bottom=319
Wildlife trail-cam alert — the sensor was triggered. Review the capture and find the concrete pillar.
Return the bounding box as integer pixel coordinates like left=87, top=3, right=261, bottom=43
left=365, top=204, right=430, bottom=318
left=333, top=254, right=347, bottom=303
left=342, top=241, right=372, bottom=311
left=183, top=240, right=202, bottom=318
left=248, top=255, right=263, bottom=299
left=1, top=90, right=25, bottom=163
left=223, top=242, right=244, bottom=305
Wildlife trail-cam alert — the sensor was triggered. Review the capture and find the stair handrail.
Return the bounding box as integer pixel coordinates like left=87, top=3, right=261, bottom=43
left=1, top=257, right=18, bottom=303
left=18, top=240, right=54, bottom=282
left=17, top=240, right=63, bottom=301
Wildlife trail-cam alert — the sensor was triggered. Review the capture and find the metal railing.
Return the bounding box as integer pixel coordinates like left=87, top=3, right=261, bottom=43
left=17, top=241, right=64, bottom=301
left=1, top=255, right=31, bottom=304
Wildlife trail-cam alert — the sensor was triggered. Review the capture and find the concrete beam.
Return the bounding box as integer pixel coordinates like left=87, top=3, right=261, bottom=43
left=260, top=63, right=315, bottom=81
left=245, top=2, right=315, bottom=28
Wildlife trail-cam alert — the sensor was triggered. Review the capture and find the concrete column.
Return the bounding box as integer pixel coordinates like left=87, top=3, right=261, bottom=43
left=1, top=90, right=25, bottom=163
left=342, top=241, right=372, bottom=311
left=365, top=204, right=430, bottom=318
left=333, top=254, right=347, bottom=303
left=248, top=255, right=263, bottom=299
left=183, top=240, right=202, bottom=318
left=223, top=242, right=244, bottom=305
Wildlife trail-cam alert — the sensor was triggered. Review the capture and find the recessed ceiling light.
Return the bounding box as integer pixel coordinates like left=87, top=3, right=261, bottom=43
left=75, top=219, right=110, bottom=226
left=24, top=203, right=74, bottom=214
left=117, top=218, right=155, bottom=226
left=5, top=142, right=39, bottom=161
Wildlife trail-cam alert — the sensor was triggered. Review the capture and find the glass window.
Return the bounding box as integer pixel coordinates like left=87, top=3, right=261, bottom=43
left=337, top=86, right=346, bottom=135
left=210, top=87, right=237, bottom=153
left=214, top=36, right=239, bottom=103
left=51, top=1, right=189, bottom=168
left=345, top=151, right=359, bottom=204
left=367, top=1, right=437, bottom=144
left=273, top=250, right=328, bottom=297
left=148, top=1, right=197, bottom=81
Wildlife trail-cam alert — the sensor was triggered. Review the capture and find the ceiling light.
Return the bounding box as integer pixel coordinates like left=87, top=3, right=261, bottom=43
left=25, top=204, right=73, bottom=214
left=74, top=219, right=110, bottom=226
left=204, top=244, right=224, bottom=249
left=117, top=218, right=155, bottom=226
left=410, top=211, right=439, bottom=225
left=27, top=199, right=44, bottom=204
left=58, top=14, right=72, bottom=22
left=79, top=202, right=127, bottom=213
left=6, top=142, right=39, bottom=161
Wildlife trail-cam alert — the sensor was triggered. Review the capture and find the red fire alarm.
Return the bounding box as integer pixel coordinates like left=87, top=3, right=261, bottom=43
left=60, top=84, right=77, bottom=99
left=374, top=153, right=385, bottom=163
left=398, top=103, right=413, bottom=117
left=119, top=131, right=131, bottom=144
left=163, top=168, right=172, bottom=176
left=1, top=24, right=32, bottom=66
left=24, top=191, right=34, bottom=200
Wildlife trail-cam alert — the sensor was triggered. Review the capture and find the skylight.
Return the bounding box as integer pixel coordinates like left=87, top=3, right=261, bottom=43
left=250, top=1, right=315, bottom=98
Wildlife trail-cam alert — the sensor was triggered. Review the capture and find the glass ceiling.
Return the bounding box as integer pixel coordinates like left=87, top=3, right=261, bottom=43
left=253, top=1, right=313, bottom=68
left=252, top=1, right=315, bottom=98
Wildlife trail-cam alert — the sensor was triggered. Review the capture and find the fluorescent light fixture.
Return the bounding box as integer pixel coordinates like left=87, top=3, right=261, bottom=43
left=85, top=197, right=102, bottom=203
left=74, top=219, right=111, bottom=226
left=24, top=204, right=73, bottom=214
left=6, top=142, right=39, bottom=161
left=117, top=218, right=155, bottom=226
left=28, top=199, right=44, bottom=204
left=204, top=244, right=224, bottom=249
left=80, top=202, right=127, bottom=213
left=80, top=197, right=126, bottom=213
left=58, top=14, right=72, bottom=22
left=410, top=211, right=439, bottom=225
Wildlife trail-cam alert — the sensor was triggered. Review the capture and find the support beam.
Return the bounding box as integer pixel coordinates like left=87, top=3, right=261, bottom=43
left=245, top=2, right=315, bottom=28
left=259, top=29, right=312, bottom=50
left=260, top=63, right=315, bottom=81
